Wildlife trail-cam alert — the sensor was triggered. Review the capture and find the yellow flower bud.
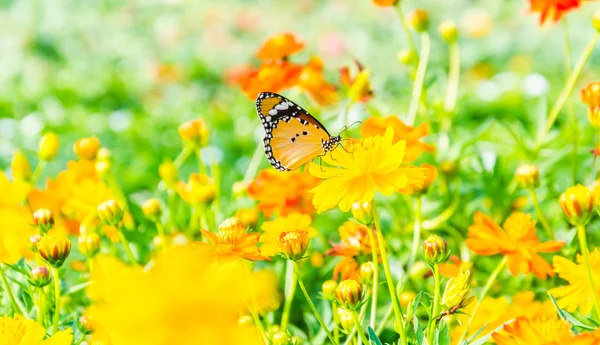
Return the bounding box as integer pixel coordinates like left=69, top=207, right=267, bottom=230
left=594, top=11, right=600, bottom=32
left=439, top=20, right=458, bottom=43
left=97, top=200, right=124, bottom=226
left=142, top=198, right=162, bottom=220
left=178, top=119, right=209, bottom=147
left=78, top=316, right=95, bottom=335
left=32, top=208, right=55, bottom=234
left=322, top=280, right=338, bottom=301
left=408, top=9, right=429, bottom=32
left=74, top=137, right=101, bottom=160
left=218, top=217, right=245, bottom=232
left=235, top=208, right=258, bottom=228
left=410, top=261, right=429, bottom=280
left=335, top=279, right=362, bottom=310
left=588, top=107, right=600, bottom=128
left=423, top=235, right=450, bottom=265
left=559, top=184, right=594, bottom=225
left=78, top=233, right=101, bottom=258
left=95, top=148, right=112, bottom=177
left=175, top=173, right=216, bottom=205
left=398, top=49, right=418, bottom=66
left=278, top=230, right=310, bottom=261
left=232, top=181, right=248, bottom=197
left=399, top=291, right=416, bottom=308
left=441, top=269, right=474, bottom=312
left=515, top=164, right=539, bottom=188
left=351, top=201, right=374, bottom=225
left=29, top=266, right=52, bottom=288
left=36, top=236, right=71, bottom=268
left=590, top=180, right=600, bottom=206
left=38, top=132, right=59, bottom=161
left=11, top=151, right=31, bottom=182
left=359, top=261, right=376, bottom=285
left=272, top=331, right=292, bottom=345
left=338, top=308, right=354, bottom=331
left=440, top=160, right=458, bottom=179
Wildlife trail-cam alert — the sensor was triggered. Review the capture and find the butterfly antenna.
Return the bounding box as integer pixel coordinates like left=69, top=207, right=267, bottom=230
left=338, top=121, right=362, bottom=136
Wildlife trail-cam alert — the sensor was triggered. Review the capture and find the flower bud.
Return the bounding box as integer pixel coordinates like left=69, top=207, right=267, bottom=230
left=338, top=308, right=354, bottom=331
left=515, top=164, right=539, bottom=188
left=373, top=0, right=398, bottom=6
left=97, top=200, right=124, bottom=226
left=235, top=208, right=258, bottom=228
left=351, top=201, right=374, bottom=225
left=178, top=119, right=209, bottom=147
left=232, top=181, right=248, bottom=197
left=412, top=164, right=437, bottom=195
left=594, top=11, right=600, bottom=32
left=32, top=208, right=55, bottom=234
left=272, top=331, right=293, bottom=345
left=439, top=20, right=458, bottom=43
left=399, top=291, right=416, bottom=308
left=348, top=69, right=371, bottom=103
left=78, top=316, right=95, bottom=335
left=588, top=107, right=600, bottom=128
left=359, top=261, right=376, bottom=285
left=78, top=233, right=101, bottom=258
left=441, top=269, right=474, bottom=312
left=590, top=180, right=600, bottom=206
left=278, top=230, right=310, bottom=261
left=38, top=132, right=59, bottom=161
left=440, top=160, right=458, bottom=179
left=74, top=137, right=101, bottom=160
left=581, top=81, right=600, bottom=108
left=410, top=261, right=429, bottom=280
left=37, top=236, right=71, bottom=268
left=408, top=9, right=429, bottom=32
left=322, top=280, right=338, bottom=301
left=175, top=173, right=216, bottom=205
left=559, top=184, right=594, bottom=225
left=29, top=234, right=42, bottom=252
left=398, top=49, right=418, bottom=66
left=11, top=151, right=31, bottom=182
left=218, top=217, right=245, bottom=232
left=335, top=279, right=363, bottom=310
left=29, top=266, right=52, bottom=288
left=423, top=235, right=450, bottom=265
left=142, top=198, right=162, bottom=220
left=95, top=148, right=112, bottom=177
left=159, top=160, right=178, bottom=188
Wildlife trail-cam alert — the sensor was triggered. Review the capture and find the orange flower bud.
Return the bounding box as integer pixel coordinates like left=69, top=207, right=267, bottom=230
left=515, top=164, right=539, bottom=188
left=29, top=234, right=42, bottom=252
left=423, top=235, right=450, bottom=265
left=235, top=208, right=258, bottom=228
left=322, top=280, right=338, bottom=301
left=439, top=20, right=458, bottom=43
left=74, top=137, right=101, bottom=160
left=278, top=230, right=310, bottom=261
left=335, top=279, right=363, bottom=310
left=11, top=151, right=31, bottom=182
left=159, top=160, right=178, bottom=188
left=97, top=200, right=124, bottom=226
left=408, top=9, right=429, bottom=32
left=29, top=266, right=52, bottom=288
left=78, top=233, right=101, bottom=258
left=560, top=185, right=594, bottom=225
left=142, top=198, right=162, bottom=220
left=351, top=201, right=374, bottom=225
left=373, top=0, right=398, bottom=6
left=78, top=316, right=95, bottom=335
left=588, top=107, right=600, bottom=128
left=218, top=217, right=245, bottom=232
left=178, top=119, right=209, bottom=147
left=32, top=208, right=55, bottom=234
left=38, top=132, right=59, bottom=161
left=359, top=261, right=376, bottom=285
left=581, top=82, right=600, bottom=108
left=37, top=236, right=71, bottom=268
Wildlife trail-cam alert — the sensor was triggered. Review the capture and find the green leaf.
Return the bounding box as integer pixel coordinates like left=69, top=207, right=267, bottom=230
left=463, top=322, right=509, bottom=345
left=436, top=321, right=450, bottom=345
left=412, top=291, right=424, bottom=316
left=368, top=326, right=383, bottom=345
left=413, top=315, right=427, bottom=345
left=548, top=293, right=594, bottom=332
left=64, top=282, right=91, bottom=296
left=461, top=322, right=489, bottom=345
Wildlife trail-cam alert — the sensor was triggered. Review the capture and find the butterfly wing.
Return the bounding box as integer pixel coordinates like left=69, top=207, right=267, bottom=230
left=256, top=92, right=332, bottom=171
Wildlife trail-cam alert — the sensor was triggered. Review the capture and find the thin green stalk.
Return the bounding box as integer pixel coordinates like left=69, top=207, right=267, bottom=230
left=366, top=225, right=380, bottom=329
left=117, top=227, right=138, bottom=266
left=372, top=205, right=408, bottom=345
left=52, top=267, right=60, bottom=333
left=394, top=3, right=417, bottom=55
left=407, top=197, right=422, bottom=280
left=244, top=262, right=269, bottom=345
left=195, top=148, right=207, bottom=175
left=561, top=19, right=578, bottom=184
left=0, top=264, right=23, bottom=315
left=294, top=262, right=338, bottom=345
left=74, top=335, right=86, bottom=345
left=376, top=305, right=393, bottom=335
left=155, top=221, right=167, bottom=250
left=426, top=265, right=441, bottom=343
left=36, top=287, right=47, bottom=324
left=576, top=224, right=600, bottom=320
left=344, top=305, right=369, bottom=345
left=407, top=33, right=431, bottom=126
left=243, top=145, right=264, bottom=185
left=173, top=146, right=193, bottom=168
left=457, top=257, right=507, bottom=344
left=444, top=41, right=460, bottom=113
left=535, top=32, right=599, bottom=154
left=351, top=310, right=369, bottom=345
left=332, top=301, right=340, bottom=344
left=280, top=260, right=297, bottom=331
left=31, top=160, right=46, bottom=186
left=528, top=187, right=554, bottom=240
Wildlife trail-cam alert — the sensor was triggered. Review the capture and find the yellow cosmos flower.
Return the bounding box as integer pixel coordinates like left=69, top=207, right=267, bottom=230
left=86, top=246, right=270, bottom=345
left=492, top=317, right=600, bottom=345
left=308, top=127, right=426, bottom=213
left=0, top=172, right=36, bottom=263
left=260, top=213, right=317, bottom=257
left=0, top=315, right=72, bottom=345
left=549, top=249, right=600, bottom=315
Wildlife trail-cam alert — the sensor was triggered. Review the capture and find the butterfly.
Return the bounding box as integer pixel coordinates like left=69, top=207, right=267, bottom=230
left=255, top=92, right=341, bottom=171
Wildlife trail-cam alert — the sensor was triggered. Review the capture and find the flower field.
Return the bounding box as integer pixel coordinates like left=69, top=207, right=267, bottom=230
left=3, top=0, right=600, bottom=344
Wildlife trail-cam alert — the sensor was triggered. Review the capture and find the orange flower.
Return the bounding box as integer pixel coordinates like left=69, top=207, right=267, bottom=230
left=248, top=169, right=318, bottom=217
left=398, top=164, right=437, bottom=194
left=256, top=33, right=304, bottom=61
left=529, top=0, right=584, bottom=24
left=327, top=221, right=379, bottom=280
left=360, top=116, right=435, bottom=162
left=233, top=61, right=303, bottom=100
left=0, top=172, right=36, bottom=263
left=298, top=57, right=338, bottom=106
left=440, top=255, right=473, bottom=278
left=373, top=0, right=398, bottom=6
left=196, top=217, right=269, bottom=264
left=492, top=316, right=600, bottom=345
left=466, top=212, right=565, bottom=279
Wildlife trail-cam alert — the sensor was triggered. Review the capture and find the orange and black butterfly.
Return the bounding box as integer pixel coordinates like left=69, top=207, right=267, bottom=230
left=255, top=92, right=341, bottom=171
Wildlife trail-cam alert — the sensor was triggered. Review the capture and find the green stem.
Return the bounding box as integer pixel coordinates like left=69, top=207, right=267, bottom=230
left=244, top=262, right=269, bottom=345
left=372, top=205, right=408, bottom=345
left=561, top=18, right=578, bottom=184
left=528, top=187, right=554, bottom=240
left=195, top=148, right=207, bottom=175
left=376, top=305, right=393, bottom=336
left=117, top=227, right=138, bottom=266
left=74, top=335, right=86, bottom=345
left=155, top=221, right=167, bottom=250
left=457, top=257, right=507, bottom=344
left=52, top=267, right=60, bottom=333
left=407, top=197, right=422, bottom=280
left=576, top=224, right=600, bottom=320
left=444, top=41, right=460, bottom=113
left=280, top=260, right=297, bottom=331
left=294, top=262, right=338, bottom=345
left=535, top=32, right=599, bottom=154
left=332, top=301, right=340, bottom=344
left=366, top=225, right=380, bottom=329
left=394, top=3, right=417, bottom=55
left=0, top=264, right=23, bottom=315
left=173, top=146, right=193, bottom=168
left=426, top=265, right=441, bottom=343
left=351, top=310, right=369, bottom=345
left=31, top=160, right=46, bottom=186
left=407, top=33, right=431, bottom=126
left=243, top=145, right=264, bottom=185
